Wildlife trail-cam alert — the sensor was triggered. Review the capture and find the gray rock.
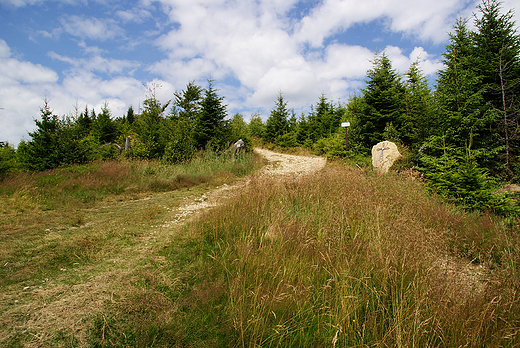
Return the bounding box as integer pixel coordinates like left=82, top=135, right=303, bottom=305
left=372, top=141, right=401, bottom=174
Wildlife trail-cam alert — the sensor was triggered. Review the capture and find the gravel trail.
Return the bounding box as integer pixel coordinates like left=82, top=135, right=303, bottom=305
left=170, top=148, right=326, bottom=222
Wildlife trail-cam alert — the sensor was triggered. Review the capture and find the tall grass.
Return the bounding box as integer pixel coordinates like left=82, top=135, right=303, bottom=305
left=177, top=164, right=520, bottom=347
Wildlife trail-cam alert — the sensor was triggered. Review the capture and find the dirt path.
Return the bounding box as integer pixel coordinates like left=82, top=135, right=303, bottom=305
left=167, top=148, right=327, bottom=224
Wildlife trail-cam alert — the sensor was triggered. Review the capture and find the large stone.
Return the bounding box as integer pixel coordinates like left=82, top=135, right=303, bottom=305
left=372, top=141, right=401, bottom=174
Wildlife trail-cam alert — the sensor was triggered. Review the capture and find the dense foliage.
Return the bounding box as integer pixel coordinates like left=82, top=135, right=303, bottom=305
left=1, top=0, right=518, bottom=214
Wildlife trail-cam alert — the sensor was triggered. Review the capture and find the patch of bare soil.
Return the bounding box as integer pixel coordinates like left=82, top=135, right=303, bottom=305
left=165, top=148, right=327, bottom=225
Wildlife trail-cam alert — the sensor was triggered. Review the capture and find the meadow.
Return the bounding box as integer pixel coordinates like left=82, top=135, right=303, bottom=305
left=1, top=150, right=519, bottom=347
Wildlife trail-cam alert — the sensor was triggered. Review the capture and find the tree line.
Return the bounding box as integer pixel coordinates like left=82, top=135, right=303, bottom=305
left=0, top=0, right=518, bottom=213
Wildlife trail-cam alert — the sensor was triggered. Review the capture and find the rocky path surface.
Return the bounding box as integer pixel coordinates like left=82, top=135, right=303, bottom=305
left=168, top=148, right=327, bottom=224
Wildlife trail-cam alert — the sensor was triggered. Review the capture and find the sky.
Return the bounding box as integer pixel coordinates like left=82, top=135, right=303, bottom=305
left=1, top=0, right=520, bottom=145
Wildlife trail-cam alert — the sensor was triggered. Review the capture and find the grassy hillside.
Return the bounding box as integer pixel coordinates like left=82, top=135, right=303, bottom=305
left=1, top=154, right=519, bottom=347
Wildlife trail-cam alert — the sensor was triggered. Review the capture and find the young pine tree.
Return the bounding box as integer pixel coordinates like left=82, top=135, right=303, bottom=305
left=22, top=99, right=60, bottom=171
left=174, top=81, right=203, bottom=122
left=404, top=60, right=434, bottom=149
left=434, top=17, right=498, bottom=168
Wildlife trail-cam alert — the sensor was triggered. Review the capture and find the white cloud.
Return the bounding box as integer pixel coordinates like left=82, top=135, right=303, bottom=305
left=0, top=40, right=58, bottom=84
left=48, top=51, right=140, bottom=75
left=317, top=44, right=374, bottom=80
left=0, top=40, right=162, bottom=145
left=294, top=0, right=477, bottom=46
left=116, top=7, right=152, bottom=23
left=60, top=15, right=124, bottom=40
left=150, top=0, right=445, bottom=113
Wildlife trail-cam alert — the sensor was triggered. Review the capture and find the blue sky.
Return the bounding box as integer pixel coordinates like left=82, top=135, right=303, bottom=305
left=1, top=0, right=519, bottom=145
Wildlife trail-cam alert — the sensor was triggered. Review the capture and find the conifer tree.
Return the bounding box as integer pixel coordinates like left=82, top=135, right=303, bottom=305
left=92, top=102, right=117, bottom=144
left=174, top=81, right=203, bottom=122
left=193, top=80, right=228, bottom=149
left=473, top=0, right=520, bottom=177
left=248, top=113, right=265, bottom=139
left=307, top=94, right=335, bottom=141
left=126, top=105, right=135, bottom=125
left=76, top=105, right=92, bottom=138
left=404, top=61, right=434, bottom=148
left=434, top=17, right=501, bottom=170
left=23, top=99, right=60, bottom=171
left=265, top=92, right=289, bottom=143
left=138, top=95, right=169, bottom=158
left=358, top=52, right=406, bottom=148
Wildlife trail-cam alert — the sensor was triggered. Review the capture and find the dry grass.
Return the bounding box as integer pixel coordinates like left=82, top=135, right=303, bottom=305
left=185, top=163, right=520, bottom=347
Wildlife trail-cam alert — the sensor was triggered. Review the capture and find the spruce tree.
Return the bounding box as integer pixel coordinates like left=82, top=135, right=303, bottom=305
left=174, top=81, right=203, bottom=122
left=359, top=52, right=406, bottom=148
left=193, top=80, right=228, bottom=150
left=76, top=105, right=92, bottom=138
left=473, top=0, right=520, bottom=177
left=92, top=102, right=117, bottom=144
left=138, top=96, right=169, bottom=158
left=307, top=94, right=335, bottom=141
left=23, top=99, right=60, bottom=171
left=248, top=113, right=265, bottom=139
left=404, top=61, right=434, bottom=148
left=435, top=16, right=503, bottom=171
left=126, top=105, right=135, bottom=125
left=265, top=92, right=289, bottom=143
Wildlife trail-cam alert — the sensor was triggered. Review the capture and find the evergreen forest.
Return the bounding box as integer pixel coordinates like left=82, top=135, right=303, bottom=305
left=1, top=0, right=519, bottom=215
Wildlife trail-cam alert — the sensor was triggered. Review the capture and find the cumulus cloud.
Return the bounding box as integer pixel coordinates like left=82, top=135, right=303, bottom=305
left=0, top=40, right=154, bottom=145
left=149, top=0, right=446, bottom=112
left=48, top=51, right=140, bottom=75
left=60, top=15, right=124, bottom=40
left=0, top=40, right=58, bottom=84
left=294, top=0, right=477, bottom=46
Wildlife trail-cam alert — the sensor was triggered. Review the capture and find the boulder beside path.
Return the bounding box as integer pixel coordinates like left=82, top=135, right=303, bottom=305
left=372, top=141, right=401, bottom=175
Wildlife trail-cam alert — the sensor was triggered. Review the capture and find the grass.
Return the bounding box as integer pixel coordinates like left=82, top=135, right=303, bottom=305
left=1, top=151, right=519, bottom=347
left=0, top=150, right=261, bottom=347
left=175, top=164, right=520, bottom=347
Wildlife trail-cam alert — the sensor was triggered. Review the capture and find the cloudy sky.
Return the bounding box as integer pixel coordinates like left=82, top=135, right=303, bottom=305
left=1, top=0, right=519, bottom=145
